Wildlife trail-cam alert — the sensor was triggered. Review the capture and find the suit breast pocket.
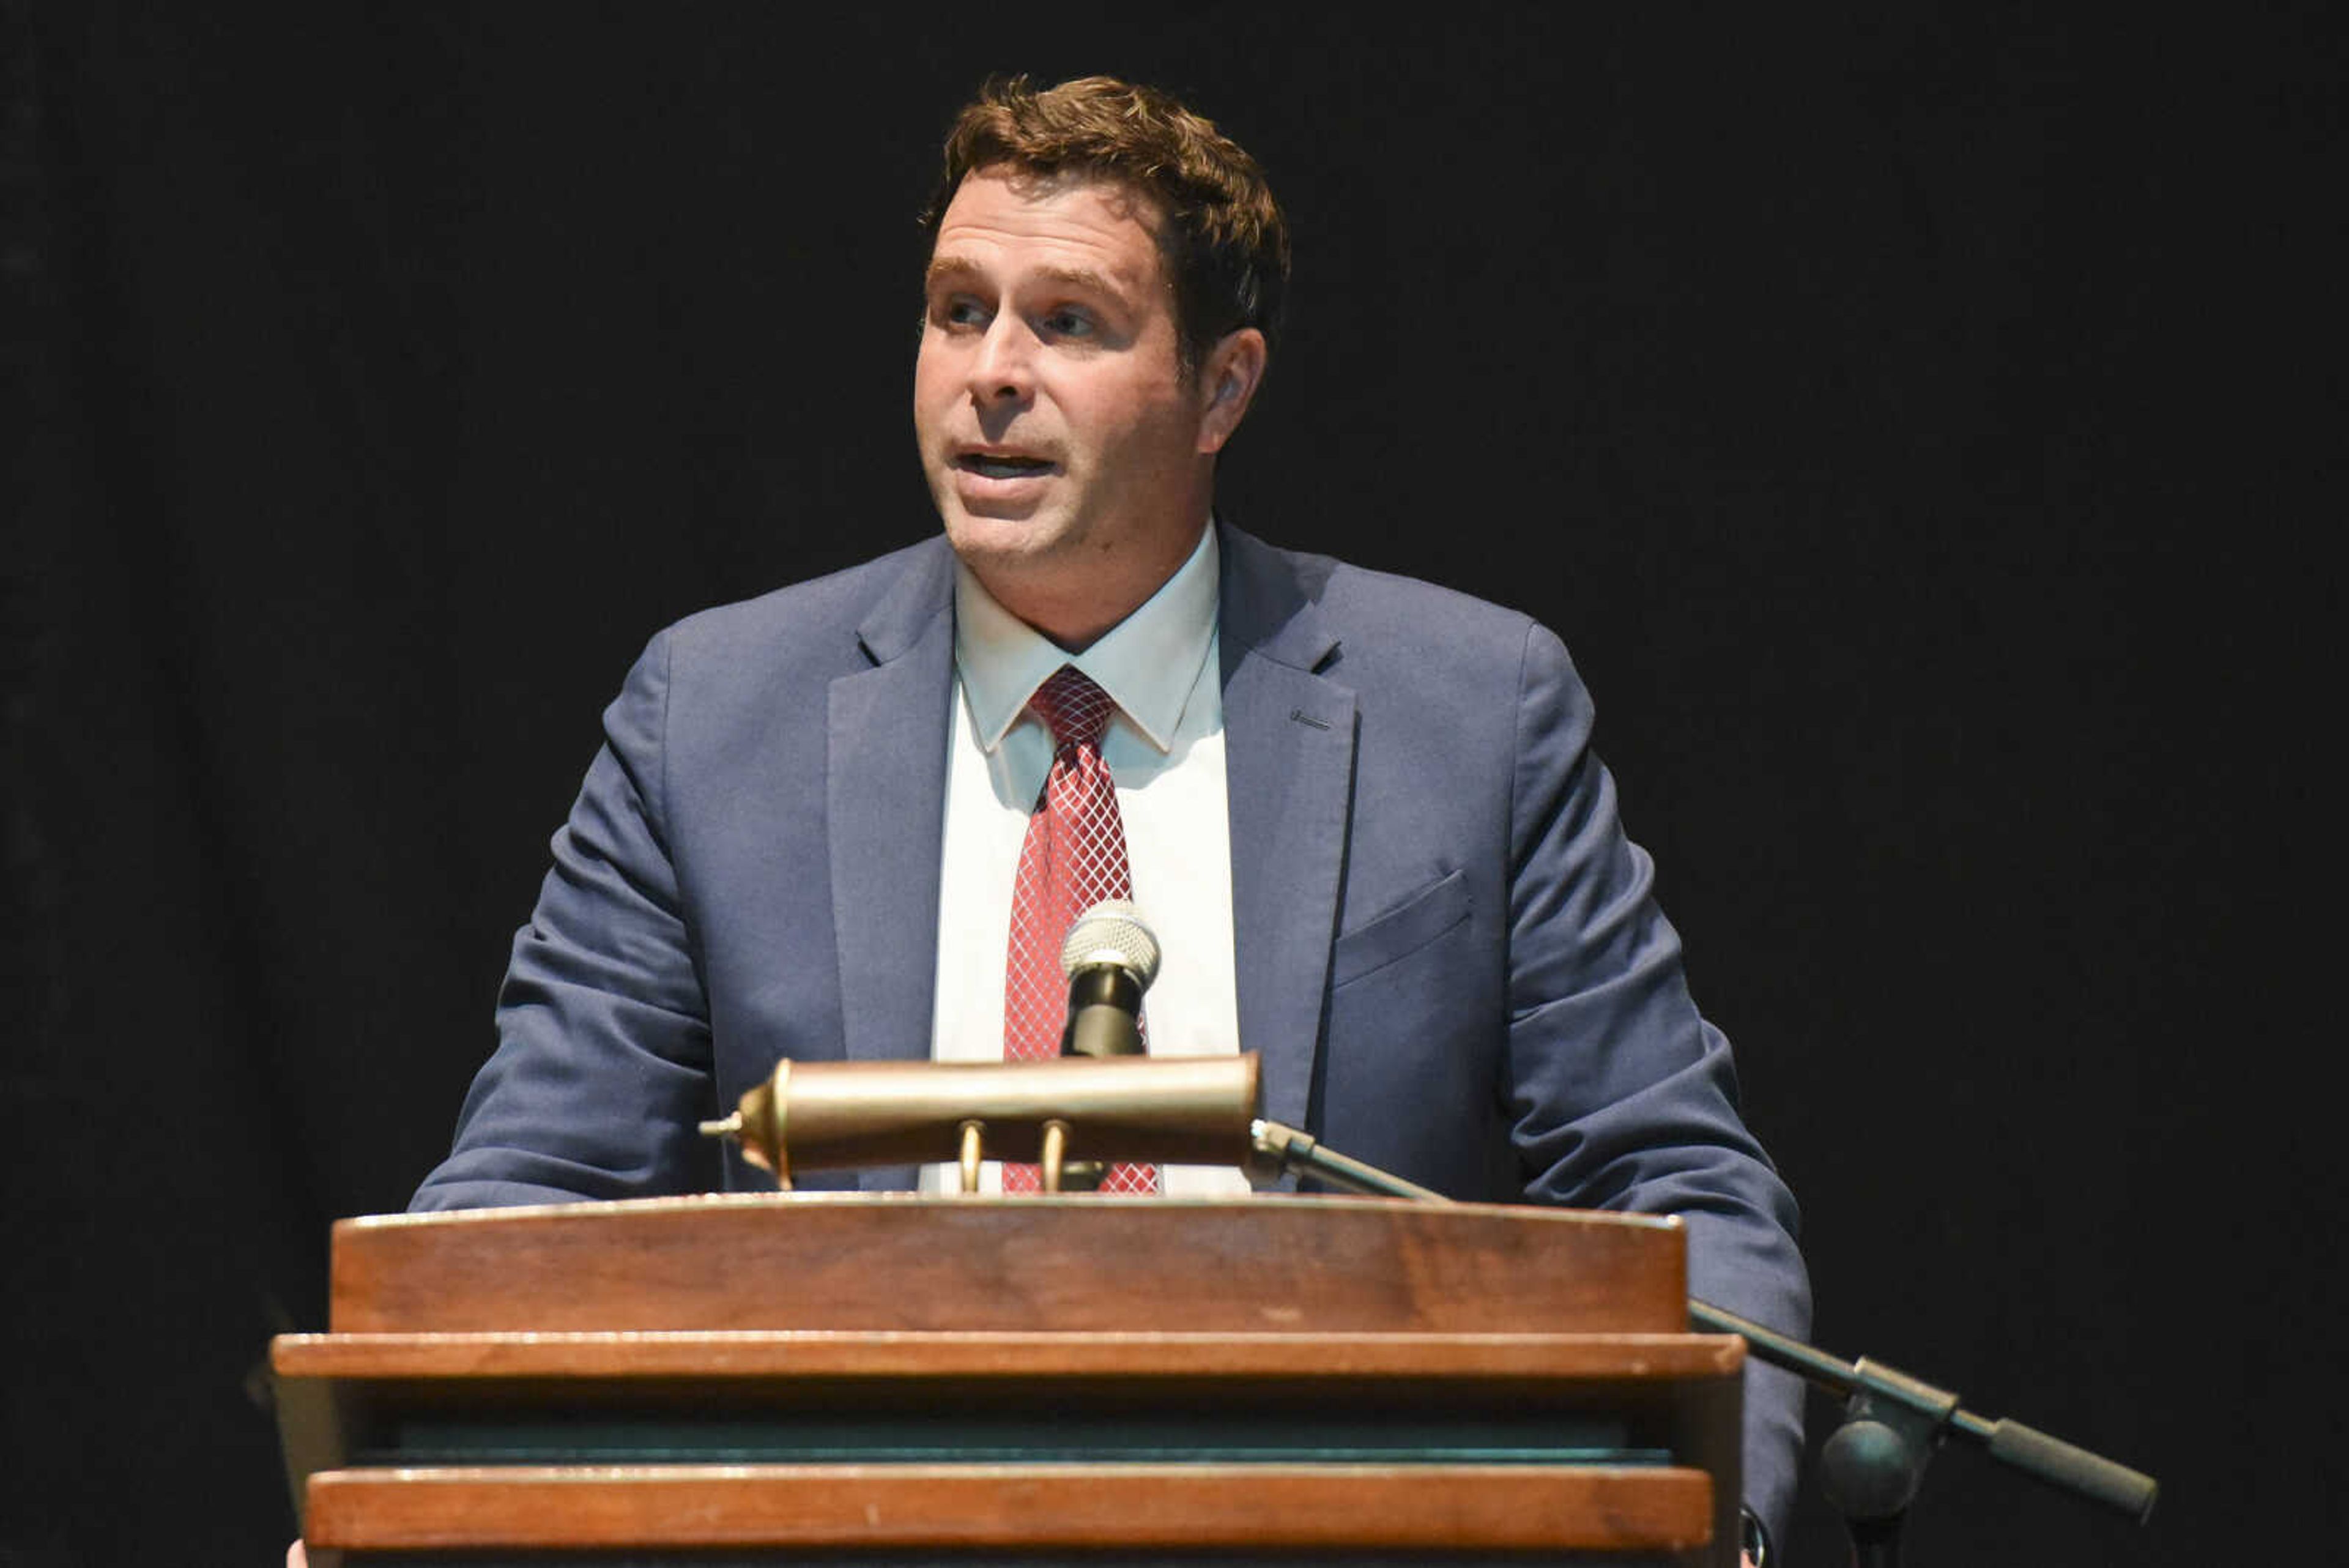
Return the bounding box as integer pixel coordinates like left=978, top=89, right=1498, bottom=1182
left=1330, top=869, right=1472, bottom=989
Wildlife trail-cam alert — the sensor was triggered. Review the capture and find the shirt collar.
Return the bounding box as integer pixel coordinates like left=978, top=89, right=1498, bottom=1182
left=954, top=523, right=1220, bottom=754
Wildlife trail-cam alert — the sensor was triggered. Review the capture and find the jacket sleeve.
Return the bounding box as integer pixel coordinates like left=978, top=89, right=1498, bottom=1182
left=409, top=630, right=722, bottom=1210
left=1503, top=620, right=1813, bottom=1546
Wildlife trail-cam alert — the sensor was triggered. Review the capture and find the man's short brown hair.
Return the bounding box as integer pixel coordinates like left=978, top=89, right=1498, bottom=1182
left=924, top=75, right=1290, bottom=376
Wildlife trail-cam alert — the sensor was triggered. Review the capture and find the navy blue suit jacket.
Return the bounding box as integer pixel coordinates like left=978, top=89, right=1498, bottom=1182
left=414, top=521, right=1811, bottom=1536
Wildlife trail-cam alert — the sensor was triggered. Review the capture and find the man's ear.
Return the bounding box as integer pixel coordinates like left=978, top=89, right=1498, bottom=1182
left=1195, top=328, right=1269, bottom=455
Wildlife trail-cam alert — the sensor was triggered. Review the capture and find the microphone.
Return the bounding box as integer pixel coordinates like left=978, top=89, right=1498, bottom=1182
left=1057, top=900, right=1160, bottom=1061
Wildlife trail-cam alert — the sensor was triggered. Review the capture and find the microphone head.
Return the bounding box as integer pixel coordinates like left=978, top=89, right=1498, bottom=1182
left=1060, top=900, right=1161, bottom=990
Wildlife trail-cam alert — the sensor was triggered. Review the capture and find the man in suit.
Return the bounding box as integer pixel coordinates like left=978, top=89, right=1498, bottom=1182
left=410, top=75, right=1809, bottom=1560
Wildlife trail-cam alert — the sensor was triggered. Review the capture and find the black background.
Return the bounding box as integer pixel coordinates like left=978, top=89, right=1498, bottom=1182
left=5, top=5, right=2336, bottom=1564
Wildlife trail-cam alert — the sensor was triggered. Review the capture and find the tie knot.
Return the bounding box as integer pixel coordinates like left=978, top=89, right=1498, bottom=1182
left=1029, top=665, right=1115, bottom=750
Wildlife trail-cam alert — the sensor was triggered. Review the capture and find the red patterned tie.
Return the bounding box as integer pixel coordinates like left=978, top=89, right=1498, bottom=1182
left=1002, top=666, right=1156, bottom=1195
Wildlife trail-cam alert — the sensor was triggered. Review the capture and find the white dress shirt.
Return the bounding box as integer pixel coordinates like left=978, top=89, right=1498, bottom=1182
left=924, top=524, right=1247, bottom=1197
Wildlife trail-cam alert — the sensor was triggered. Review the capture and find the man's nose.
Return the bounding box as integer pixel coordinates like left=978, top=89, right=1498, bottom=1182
left=968, top=316, right=1036, bottom=404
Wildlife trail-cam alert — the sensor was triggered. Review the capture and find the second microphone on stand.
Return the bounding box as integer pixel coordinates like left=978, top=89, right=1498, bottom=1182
left=1058, top=901, right=1160, bottom=1061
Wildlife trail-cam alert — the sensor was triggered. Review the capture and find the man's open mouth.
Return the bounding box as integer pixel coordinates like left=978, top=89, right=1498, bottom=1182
left=957, top=453, right=1055, bottom=480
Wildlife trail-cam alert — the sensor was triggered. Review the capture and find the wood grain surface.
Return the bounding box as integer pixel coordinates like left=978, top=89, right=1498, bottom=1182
left=304, top=1462, right=1714, bottom=1553
left=327, top=1195, right=1687, bottom=1335
left=273, top=1328, right=1742, bottom=1382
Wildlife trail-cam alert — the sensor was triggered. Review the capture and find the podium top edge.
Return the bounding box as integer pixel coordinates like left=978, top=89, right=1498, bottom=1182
left=340, top=1192, right=1687, bottom=1233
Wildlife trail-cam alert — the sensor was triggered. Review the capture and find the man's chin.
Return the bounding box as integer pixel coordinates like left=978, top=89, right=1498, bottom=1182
left=941, top=508, right=1072, bottom=564
left=952, top=497, right=1047, bottom=525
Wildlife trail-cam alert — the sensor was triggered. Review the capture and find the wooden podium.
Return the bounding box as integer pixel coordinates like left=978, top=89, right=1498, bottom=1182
left=273, top=1193, right=1744, bottom=1565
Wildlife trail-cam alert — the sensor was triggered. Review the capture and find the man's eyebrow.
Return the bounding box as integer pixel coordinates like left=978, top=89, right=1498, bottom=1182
left=924, top=256, right=987, bottom=292
left=923, top=257, right=1132, bottom=302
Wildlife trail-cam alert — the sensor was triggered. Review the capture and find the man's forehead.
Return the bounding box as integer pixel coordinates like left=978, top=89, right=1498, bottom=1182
left=926, top=168, right=1172, bottom=293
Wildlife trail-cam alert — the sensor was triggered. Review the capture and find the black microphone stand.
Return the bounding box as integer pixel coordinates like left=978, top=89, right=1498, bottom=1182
left=1249, top=1120, right=2159, bottom=1567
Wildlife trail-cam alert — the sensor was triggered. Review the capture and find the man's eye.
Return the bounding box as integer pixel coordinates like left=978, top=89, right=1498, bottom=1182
left=940, top=298, right=989, bottom=329
left=1042, top=310, right=1094, bottom=338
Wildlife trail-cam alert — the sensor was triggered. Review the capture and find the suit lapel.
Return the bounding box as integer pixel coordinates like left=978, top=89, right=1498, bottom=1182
left=828, top=541, right=956, bottom=1087
left=1219, top=526, right=1355, bottom=1139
